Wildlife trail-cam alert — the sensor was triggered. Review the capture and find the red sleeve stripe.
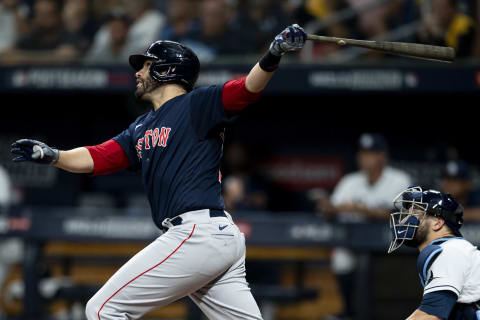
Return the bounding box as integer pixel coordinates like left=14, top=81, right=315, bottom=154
left=85, top=139, right=132, bottom=176
left=222, top=76, right=262, bottom=113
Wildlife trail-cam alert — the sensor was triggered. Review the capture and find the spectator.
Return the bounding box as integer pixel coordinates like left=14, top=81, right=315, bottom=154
left=62, top=0, right=99, bottom=53
left=295, top=0, right=360, bottom=58
left=297, top=0, right=358, bottom=37
left=347, top=0, right=408, bottom=39
left=440, top=159, right=480, bottom=221
left=222, top=142, right=269, bottom=212
left=0, top=0, right=29, bottom=53
left=0, top=0, right=81, bottom=65
left=181, top=0, right=253, bottom=62
left=351, top=0, right=407, bottom=38
left=234, top=0, right=290, bottom=53
left=91, top=0, right=121, bottom=17
left=417, top=0, right=476, bottom=58
left=0, top=165, right=11, bottom=210
left=159, top=0, right=198, bottom=42
left=85, top=8, right=131, bottom=64
left=0, top=165, right=22, bottom=317
left=87, top=0, right=165, bottom=64
left=318, top=133, right=411, bottom=320
left=122, top=0, right=165, bottom=53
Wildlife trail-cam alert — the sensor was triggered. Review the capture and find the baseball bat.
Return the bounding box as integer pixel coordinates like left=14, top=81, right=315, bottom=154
left=307, top=34, right=456, bottom=62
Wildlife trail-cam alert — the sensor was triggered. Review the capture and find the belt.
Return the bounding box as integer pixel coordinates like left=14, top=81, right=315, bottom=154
left=161, top=209, right=227, bottom=231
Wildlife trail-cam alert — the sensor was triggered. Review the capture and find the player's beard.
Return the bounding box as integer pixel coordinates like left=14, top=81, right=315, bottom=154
left=404, top=218, right=430, bottom=248
left=135, top=77, right=160, bottom=99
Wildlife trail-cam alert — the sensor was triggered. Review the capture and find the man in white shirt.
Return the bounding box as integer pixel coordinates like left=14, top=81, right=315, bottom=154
left=0, top=0, right=28, bottom=53
left=85, top=9, right=131, bottom=64
left=321, top=133, right=411, bottom=319
left=0, top=164, right=18, bottom=316
left=389, top=186, right=480, bottom=319
left=0, top=165, right=11, bottom=208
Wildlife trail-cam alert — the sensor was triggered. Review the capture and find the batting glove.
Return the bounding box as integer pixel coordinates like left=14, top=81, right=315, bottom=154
left=269, top=24, right=307, bottom=56
left=11, top=139, right=59, bottom=165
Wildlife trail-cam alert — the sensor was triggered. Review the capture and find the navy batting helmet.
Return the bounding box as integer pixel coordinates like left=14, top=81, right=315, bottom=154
left=129, top=40, right=200, bottom=92
left=388, top=186, right=464, bottom=253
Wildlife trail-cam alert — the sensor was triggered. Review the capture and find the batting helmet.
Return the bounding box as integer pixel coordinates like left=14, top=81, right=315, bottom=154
left=129, top=40, right=200, bottom=92
left=388, top=186, right=464, bottom=253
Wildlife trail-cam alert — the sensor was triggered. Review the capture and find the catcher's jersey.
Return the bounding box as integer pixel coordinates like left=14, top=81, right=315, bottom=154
left=113, top=85, right=230, bottom=228
left=420, top=237, right=480, bottom=303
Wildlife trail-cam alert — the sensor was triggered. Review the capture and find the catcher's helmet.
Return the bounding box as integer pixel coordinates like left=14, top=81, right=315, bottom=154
left=388, top=186, right=464, bottom=253
left=129, top=40, right=200, bottom=92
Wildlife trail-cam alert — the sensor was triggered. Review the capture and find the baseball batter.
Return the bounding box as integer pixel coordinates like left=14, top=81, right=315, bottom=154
left=11, top=25, right=306, bottom=319
left=389, top=186, right=480, bottom=320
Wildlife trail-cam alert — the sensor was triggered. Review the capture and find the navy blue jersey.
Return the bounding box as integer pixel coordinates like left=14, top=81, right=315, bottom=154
left=113, top=85, right=231, bottom=228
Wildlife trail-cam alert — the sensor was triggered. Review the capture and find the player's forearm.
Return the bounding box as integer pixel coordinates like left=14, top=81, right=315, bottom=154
left=245, top=24, right=306, bottom=93
left=406, top=309, right=441, bottom=320
left=55, top=147, right=94, bottom=174
left=245, top=62, right=276, bottom=93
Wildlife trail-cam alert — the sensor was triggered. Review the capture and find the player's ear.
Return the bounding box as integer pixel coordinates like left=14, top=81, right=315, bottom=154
left=431, top=216, right=446, bottom=232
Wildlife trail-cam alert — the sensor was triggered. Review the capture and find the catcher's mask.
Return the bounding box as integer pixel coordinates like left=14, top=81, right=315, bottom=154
left=388, top=186, right=464, bottom=253
left=388, top=186, right=426, bottom=253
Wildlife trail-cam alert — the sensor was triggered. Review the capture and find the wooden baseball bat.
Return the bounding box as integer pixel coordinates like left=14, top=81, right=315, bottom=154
left=307, top=34, right=456, bottom=62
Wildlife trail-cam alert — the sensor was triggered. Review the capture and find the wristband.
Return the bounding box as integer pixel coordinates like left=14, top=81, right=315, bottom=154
left=259, top=50, right=282, bottom=72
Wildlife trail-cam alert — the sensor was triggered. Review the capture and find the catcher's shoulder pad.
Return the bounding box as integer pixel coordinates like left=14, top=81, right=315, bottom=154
left=417, top=243, right=443, bottom=287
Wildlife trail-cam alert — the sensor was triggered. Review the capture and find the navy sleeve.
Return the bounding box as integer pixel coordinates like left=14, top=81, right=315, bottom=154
left=189, top=85, right=232, bottom=139
left=112, top=122, right=141, bottom=169
left=419, top=291, right=458, bottom=319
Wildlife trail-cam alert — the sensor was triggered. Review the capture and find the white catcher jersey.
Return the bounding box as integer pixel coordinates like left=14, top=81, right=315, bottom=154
left=423, top=237, right=480, bottom=303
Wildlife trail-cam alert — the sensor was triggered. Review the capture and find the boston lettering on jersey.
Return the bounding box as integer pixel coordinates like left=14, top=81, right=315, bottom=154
left=135, top=127, right=171, bottom=159
left=85, top=77, right=261, bottom=229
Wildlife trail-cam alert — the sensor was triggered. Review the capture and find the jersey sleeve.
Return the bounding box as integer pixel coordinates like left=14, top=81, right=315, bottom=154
left=418, top=291, right=458, bottom=319
left=112, top=122, right=141, bottom=168
left=222, top=77, right=262, bottom=114
left=189, top=85, right=231, bottom=139
left=85, top=139, right=131, bottom=176
left=423, top=245, right=469, bottom=297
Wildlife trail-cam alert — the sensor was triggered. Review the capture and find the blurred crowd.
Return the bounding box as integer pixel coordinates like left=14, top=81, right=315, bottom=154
left=0, top=0, right=478, bottom=65
left=221, top=135, right=480, bottom=222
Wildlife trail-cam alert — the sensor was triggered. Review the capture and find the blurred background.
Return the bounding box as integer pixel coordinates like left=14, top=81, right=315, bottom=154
left=0, top=0, right=479, bottom=319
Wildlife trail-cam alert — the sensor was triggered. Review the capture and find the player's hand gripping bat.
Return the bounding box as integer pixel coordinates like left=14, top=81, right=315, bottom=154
left=307, top=34, right=456, bottom=63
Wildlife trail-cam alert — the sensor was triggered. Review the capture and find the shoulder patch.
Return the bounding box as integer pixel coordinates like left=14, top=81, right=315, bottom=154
left=417, top=244, right=443, bottom=287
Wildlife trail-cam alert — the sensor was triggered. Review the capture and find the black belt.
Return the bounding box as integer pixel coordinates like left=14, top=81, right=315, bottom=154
left=163, top=209, right=227, bottom=230
left=209, top=208, right=227, bottom=218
